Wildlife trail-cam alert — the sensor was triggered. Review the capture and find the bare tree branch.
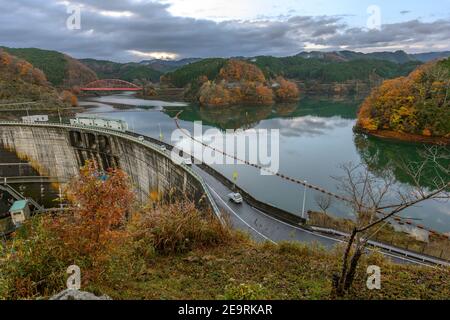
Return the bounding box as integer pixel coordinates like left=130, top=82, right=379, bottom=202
left=334, top=145, right=450, bottom=296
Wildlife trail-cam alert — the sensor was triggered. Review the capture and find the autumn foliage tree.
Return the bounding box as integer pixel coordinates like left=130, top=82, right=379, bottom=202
left=50, top=161, right=135, bottom=263
left=198, top=81, right=232, bottom=107
left=0, top=161, right=136, bottom=297
left=196, top=59, right=291, bottom=107
left=0, top=49, right=70, bottom=107
left=219, top=59, right=266, bottom=83
left=357, top=58, right=450, bottom=137
left=242, top=82, right=274, bottom=105
left=60, top=90, right=78, bottom=107
left=274, top=76, right=300, bottom=102
left=0, top=50, right=47, bottom=86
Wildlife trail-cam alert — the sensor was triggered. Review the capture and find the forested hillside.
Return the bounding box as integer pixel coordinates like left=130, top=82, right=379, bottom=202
left=357, top=58, right=450, bottom=139
left=252, top=56, right=421, bottom=82
left=81, top=59, right=162, bottom=83
left=0, top=49, right=76, bottom=107
left=161, top=58, right=227, bottom=88
left=140, top=58, right=202, bottom=73
left=164, top=55, right=421, bottom=94
left=2, top=47, right=97, bottom=88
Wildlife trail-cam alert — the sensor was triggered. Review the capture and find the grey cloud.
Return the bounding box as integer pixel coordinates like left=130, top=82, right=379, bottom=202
left=263, top=116, right=351, bottom=138
left=316, top=19, right=450, bottom=51
left=1, top=0, right=450, bottom=62
left=312, top=25, right=339, bottom=37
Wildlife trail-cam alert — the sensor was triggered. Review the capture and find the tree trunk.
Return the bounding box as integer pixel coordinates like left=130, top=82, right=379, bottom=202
left=335, top=228, right=357, bottom=296
left=344, top=244, right=364, bottom=292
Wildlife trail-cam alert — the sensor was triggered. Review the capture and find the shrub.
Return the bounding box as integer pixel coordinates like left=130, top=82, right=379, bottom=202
left=52, top=161, right=135, bottom=264
left=129, top=201, right=234, bottom=255
left=0, top=216, right=70, bottom=299
left=0, top=162, right=236, bottom=299
left=219, top=59, right=266, bottom=83
left=274, top=76, right=300, bottom=102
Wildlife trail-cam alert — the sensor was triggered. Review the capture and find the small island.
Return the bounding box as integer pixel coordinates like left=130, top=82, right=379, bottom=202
left=164, top=59, right=300, bottom=107
left=356, top=58, right=450, bottom=144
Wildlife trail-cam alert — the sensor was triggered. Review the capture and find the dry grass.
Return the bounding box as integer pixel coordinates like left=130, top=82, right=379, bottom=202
left=91, top=241, right=450, bottom=300
left=2, top=201, right=449, bottom=300
left=128, top=201, right=238, bottom=255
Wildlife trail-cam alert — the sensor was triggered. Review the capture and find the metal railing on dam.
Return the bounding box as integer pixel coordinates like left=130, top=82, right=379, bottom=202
left=0, top=121, right=223, bottom=223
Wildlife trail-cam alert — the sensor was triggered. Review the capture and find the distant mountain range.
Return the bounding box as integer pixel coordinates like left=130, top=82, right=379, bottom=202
left=80, top=58, right=162, bottom=83
left=2, top=45, right=450, bottom=90
left=163, top=55, right=422, bottom=90
left=139, top=58, right=202, bottom=73
left=295, top=50, right=450, bottom=64
left=410, top=51, right=450, bottom=62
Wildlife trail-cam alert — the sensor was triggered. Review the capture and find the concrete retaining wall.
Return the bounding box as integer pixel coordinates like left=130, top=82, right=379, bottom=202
left=0, top=124, right=209, bottom=209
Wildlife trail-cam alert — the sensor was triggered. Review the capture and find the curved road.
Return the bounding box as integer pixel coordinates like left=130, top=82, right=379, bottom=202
left=191, top=165, right=339, bottom=246
left=189, top=164, right=449, bottom=267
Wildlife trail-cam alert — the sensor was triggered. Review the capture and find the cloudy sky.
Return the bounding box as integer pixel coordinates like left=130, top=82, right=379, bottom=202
left=1, top=0, right=450, bottom=62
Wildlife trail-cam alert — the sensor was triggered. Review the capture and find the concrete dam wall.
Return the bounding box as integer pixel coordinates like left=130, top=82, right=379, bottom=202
left=0, top=124, right=213, bottom=211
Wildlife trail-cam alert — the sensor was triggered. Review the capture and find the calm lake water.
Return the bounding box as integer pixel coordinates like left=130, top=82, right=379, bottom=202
left=78, top=93, right=450, bottom=234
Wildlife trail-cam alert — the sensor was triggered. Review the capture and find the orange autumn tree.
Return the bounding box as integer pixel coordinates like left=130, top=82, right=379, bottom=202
left=0, top=50, right=48, bottom=86
left=198, top=60, right=274, bottom=106
left=0, top=50, right=11, bottom=66
left=50, top=161, right=135, bottom=262
left=219, top=59, right=266, bottom=83
left=196, top=59, right=300, bottom=106
left=198, top=81, right=232, bottom=107
left=239, top=81, right=273, bottom=105
left=274, top=76, right=300, bottom=102
left=358, top=76, right=417, bottom=132
left=357, top=58, right=450, bottom=137
left=60, top=90, right=78, bottom=107
left=17, top=60, right=33, bottom=77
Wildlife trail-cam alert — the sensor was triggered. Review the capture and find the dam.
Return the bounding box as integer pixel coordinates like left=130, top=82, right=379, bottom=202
left=0, top=122, right=219, bottom=215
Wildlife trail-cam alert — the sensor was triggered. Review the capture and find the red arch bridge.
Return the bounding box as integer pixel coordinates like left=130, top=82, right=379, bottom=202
left=80, top=79, right=143, bottom=91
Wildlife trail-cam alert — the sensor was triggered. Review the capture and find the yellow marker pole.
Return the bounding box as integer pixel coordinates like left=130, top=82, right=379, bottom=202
left=232, top=170, right=238, bottom=191
left=159, top=123, right=164, bottom=141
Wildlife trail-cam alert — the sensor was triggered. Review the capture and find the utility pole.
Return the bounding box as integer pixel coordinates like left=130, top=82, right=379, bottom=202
left=302, top=181, right=307, bottom=220
left=58, top=107, right=62, bottom=124
left=159, top=123, right=164, bottom=141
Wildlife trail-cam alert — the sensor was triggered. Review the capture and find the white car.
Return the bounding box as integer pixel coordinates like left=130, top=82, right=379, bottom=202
left=160, top=145, right=167, bottom=152
left=138, top=136, right=145, bottom=142
left=228, top=193, right=243, bottom=204
left=182, top=157, right=192, bottom=166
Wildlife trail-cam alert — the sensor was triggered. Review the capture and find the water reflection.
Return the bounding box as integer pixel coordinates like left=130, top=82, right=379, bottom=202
left=266, top=116, right=351, bottom=138
left=82, top=92, right=187, bottom=110
left=77, top=93, right=450, bottom=233
left=354, top=134, right=450, bottom=190
left=164, top=104, right=273, bottom=130
left=166, top=97, right=360, bottom=131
